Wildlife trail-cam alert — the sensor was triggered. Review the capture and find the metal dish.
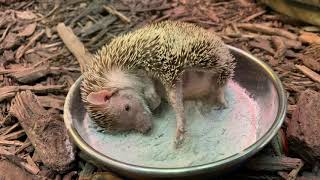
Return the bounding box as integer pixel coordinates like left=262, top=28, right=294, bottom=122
left=63, top=45, right=287, bottom=179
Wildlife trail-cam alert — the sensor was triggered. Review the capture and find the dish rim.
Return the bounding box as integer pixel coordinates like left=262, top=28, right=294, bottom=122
left=63, top=45, right=287, bottom=177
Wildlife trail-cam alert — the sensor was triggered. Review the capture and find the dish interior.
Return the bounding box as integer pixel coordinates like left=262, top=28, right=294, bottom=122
left=67, top=49, right=279, bottom=168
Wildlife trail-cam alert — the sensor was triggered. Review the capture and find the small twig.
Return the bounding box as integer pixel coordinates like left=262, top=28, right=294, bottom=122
left=241, top=10, right=266, bottom=22
left=290, top=72, right=306, bottom=78
left=16, top=30, right=45, bottom=59
left=0, top=129, right=25, bottom=140
left=0, top=68, right=17, bottom=75
left=15, top=140, right=32, bottom=154
left=80, top=15, right=117, bottom=37
left=25, top=42, right=63, bottom=54
left=26, top=155, right=40, bottom=175
left=41, top=51, right=65, bottom=62
left=0, top=146, right=13, bottom=156
left=4, top=154, right=39, bottom=175
left=104, top=5, right=131, bottom=23
left=1, top=122, right=19, bottom=136
left=291, top=81, right=314, bottom=85
left=33, top=1, right=60, bottom=22
left=210, top=1, right=230, bottom=7
left=68, top=1, right=105, bottom=27
left=237, top=23, right=298, bottom=40
left=295, top=65, right=320, bottom=84
left=0, top=139, right=24, bottom=146
left=116, top=4, right=172, bottom=12
left=0, top=22, right=13, bottom=43
left=0, top=84, right=66, bottom=102
left=86, top=15, right=98, bottom=23
left=50, top=66, right=80, bottom=72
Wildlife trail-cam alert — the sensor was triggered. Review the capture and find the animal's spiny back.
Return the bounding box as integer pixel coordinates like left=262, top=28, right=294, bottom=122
left=85, top=20, right=235, bottom=90
left=80, top=20, right=235, bottom=132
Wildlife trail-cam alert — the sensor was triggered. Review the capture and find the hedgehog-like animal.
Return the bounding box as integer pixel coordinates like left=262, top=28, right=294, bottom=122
left=81, top=20, right=236, bottom=147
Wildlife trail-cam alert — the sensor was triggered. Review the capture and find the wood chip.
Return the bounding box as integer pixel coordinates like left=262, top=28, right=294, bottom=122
left=1, top=122, right=19, bottom=136
left=0, top=32, right=19, bottom=49
left=299, top=32, right=320, bottom=44
left=241, top=10, right=266, bottom=22
left=301, top=43, right=320, bottom=72
left=0, top=129, right=25, bottom=140
left=287, top=89, right=320, bottom=164
left=0, top=84, right=66, bottom=102
left=0, top=139, right=24, bottom=146
left=204, top=9, right=219, bottom=23
left=57, top=23, right=94, bottom=73
left=17, top=23, right=37, bottom=37
left=37, top=95, right=64, bottom=110
left=0, top=147, right=13, bottom=156
left=249, top=38, right=275, bottom=54
left=271, top=36, right=286, bottom=59
left=0, top=22, right=13, bottom=43
left=15, top=11, right=37, bottom=20
left=10, top=63, right=51, bottom=83
left=4, top=154, right=39, bottom=175
left=26, top=155, right=40, bottom=175
left=0, top=160, right=35, bottom=180
left=9, top=90, right=76, bottom=172
left=15, top=30, right=45, bottom=59
left=245, top=155, right=304, bottom=172
left=15, top=140, right=32, bottom=154
left=295, top=65, right=320, bottom=84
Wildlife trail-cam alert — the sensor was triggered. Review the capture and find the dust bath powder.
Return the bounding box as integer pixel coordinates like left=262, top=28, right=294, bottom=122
left=81, top=80, right=259, bottom=168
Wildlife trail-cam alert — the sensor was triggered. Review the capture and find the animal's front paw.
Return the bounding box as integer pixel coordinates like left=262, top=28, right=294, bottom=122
left=144, top=88, right=161, bottom=110
left=174, top=128, right=186, bottom=149
left=215, top=100, right=228, bottom=110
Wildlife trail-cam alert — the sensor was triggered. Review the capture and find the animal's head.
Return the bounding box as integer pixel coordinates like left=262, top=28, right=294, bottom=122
left=84, top=88, right=153, bottom=134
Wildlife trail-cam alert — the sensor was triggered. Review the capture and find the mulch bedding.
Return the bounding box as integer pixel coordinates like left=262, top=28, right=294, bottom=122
left=1, top=0, right=320, bottom=179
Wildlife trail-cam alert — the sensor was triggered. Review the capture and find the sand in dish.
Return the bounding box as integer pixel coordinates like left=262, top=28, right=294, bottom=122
left=81, top=80, right=259, bottom=168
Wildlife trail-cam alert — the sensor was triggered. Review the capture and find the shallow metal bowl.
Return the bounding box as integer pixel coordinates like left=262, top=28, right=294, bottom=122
left=63, top=46, right=287, bottom=179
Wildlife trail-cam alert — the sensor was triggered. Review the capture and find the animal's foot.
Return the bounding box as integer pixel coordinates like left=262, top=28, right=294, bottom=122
left=144, top=88, right=161, bottom=110
left=174, top=127, right=186, bottom=149
left=199, top=103, right=212, bottom=114
left=212, top=99, right=228, bottom=110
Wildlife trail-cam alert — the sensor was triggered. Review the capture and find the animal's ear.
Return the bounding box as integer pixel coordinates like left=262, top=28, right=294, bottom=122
left=87, top=90, right=114, bottom=105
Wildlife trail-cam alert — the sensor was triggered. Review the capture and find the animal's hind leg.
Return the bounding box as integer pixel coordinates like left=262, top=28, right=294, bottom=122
left=207, top=74, right=228, bottom=109
left=168, top=80, right=186, bottom=148
left=213, top=86, right=228, bottom=109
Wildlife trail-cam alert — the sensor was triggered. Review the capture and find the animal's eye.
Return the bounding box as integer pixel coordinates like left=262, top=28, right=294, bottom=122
left=125, top=104, right=130, bottom=111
